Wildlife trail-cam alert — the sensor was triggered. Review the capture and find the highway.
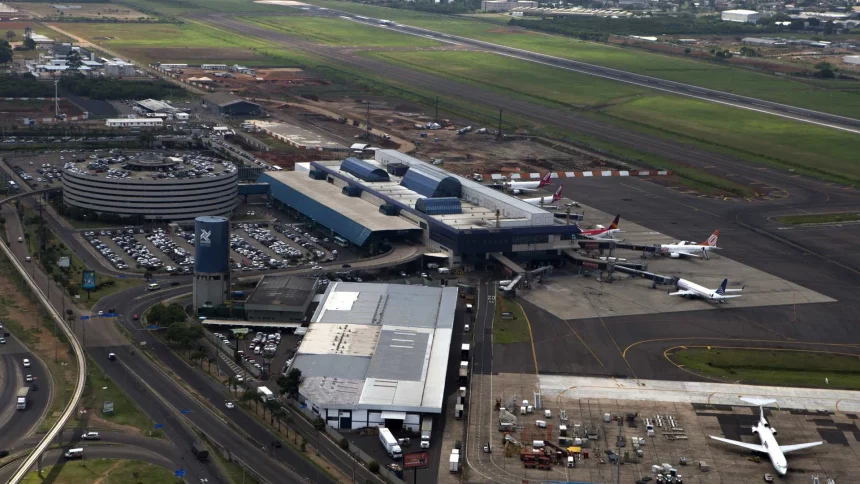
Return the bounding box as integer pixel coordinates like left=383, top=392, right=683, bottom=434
left=305, top=8, right=860, bottom=134
left=0, top=445, right=176, bottom=483
left=0, top=336, right=52, bottom=449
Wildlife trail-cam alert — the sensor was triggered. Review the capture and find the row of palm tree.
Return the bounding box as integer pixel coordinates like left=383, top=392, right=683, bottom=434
left=223, top=375, right=292, bottom=435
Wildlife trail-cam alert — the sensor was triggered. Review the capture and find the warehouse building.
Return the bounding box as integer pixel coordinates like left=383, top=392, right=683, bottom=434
left=244, top=275, right=318, bottom=324
left=481, top=0, right=537, bottom=11
left=258, top=150, right=581, bottom=268
left=202, top=92, right=261, bottom=116
left=721, top=9, right=761, bottom=23
left=292, top=282, right=456, bottom=430
left=105, top=118, right=163, bottom=128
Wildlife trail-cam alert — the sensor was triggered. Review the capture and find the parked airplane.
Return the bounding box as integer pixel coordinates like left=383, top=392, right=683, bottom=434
left=504, top=172, right=552, bottom=194
left=659, top=230, right=720, bottom=259
left=710, top=398, right=823, bottom=476
left=668, top=277, right=743, bottom=303
left=579, top=215, right=621, bottom=239
left=522, top=186, right=563, bottom=207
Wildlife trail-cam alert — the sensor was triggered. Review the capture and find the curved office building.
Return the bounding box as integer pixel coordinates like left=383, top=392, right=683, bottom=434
left=62, top=152, right=238, bottom=221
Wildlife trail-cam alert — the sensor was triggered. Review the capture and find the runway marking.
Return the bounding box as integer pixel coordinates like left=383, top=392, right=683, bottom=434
left=623, top=337, right=860, bottom=358
left=619, top=182, right=728, bottom=219
left=518, top=300, right=540, bottom=376
left=585, top=294, right=640, bottom=383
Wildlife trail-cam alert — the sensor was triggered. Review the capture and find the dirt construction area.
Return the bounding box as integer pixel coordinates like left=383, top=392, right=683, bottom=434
left=0, top=99, right=86, bottom=121
left=465, top=373, right=860, bottom=484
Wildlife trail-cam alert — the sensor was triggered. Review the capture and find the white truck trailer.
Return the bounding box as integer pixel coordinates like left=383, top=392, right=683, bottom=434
left=420, top=416, right=433, bottom=449
left=16, top=386, right=29, bottom=410
left=257, top=386, right=275, bottom=402
left=378, top=427, right=403, bottom=459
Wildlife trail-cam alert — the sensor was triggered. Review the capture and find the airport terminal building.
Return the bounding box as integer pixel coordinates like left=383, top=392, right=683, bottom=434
left=258, top=150, right=581, bottom=267
left=291, top=282, right=456, bottom=430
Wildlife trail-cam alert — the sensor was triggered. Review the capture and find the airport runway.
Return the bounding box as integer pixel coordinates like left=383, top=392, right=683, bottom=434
left=509, top=175, right=860, bottom=380
left=203, top=14, right=859, bottom=200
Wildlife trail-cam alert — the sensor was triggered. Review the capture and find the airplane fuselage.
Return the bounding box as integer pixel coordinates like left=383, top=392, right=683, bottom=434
left=676, top=279, right=722, bottom=300
left=755, top=423, right=788, bottom=475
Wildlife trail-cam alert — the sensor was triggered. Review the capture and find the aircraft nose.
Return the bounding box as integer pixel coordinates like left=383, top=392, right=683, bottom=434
left=777, top=464, right=788, bottom=475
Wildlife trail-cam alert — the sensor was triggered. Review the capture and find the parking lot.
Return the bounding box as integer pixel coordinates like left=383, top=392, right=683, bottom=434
left=209, top=326, right=302, bottom=384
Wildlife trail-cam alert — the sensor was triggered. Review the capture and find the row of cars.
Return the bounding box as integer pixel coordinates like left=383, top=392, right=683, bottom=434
left=146, top=230, right=194, bottom=272
left=84, top=232, right=139, bottom=270
left=274, top=223, right=329, bottom=261
left=237, top=224, right=302, bottom=261
left=229, top=232, right=283, bottom=271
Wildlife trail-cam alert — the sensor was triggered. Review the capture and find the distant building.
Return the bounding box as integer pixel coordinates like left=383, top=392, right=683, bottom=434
left=200, top=64, right=228, bottom=70
left=721, top=9, right=761, bottom=23
left=134, top=99, right=177, bottom=114
left=742, top=37, right=787, bottom=47
left=244, top=275, right=318, bottom=323
left=845, top=56, right=860, bottom=65
left=105, top=118, right=163, bottom=128
left=202, top=92, right=261, bottom=116
left=104, top=61, right=136, bottom=78
left=51, top=43, right=92, bottom=61
left=482, top=0, right=537, bottom=12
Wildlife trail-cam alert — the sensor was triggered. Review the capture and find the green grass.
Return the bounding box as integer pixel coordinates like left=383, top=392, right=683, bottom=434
left=672, top=347, right=860, bottom=390
left=73, top=356, right=165, bottom=437
left=774, top=212, right=860, bottom=225
left=21, top=459, right=178, bottom=484
left=300, top=0, right=860, bottom=118
left=53, top=20, right=313, bottom=66
left=494, top=298, right=532, bottom=345
left=367, top=50, right=648, bottom=108
left=244, top=16, right=441, bottom=48
left=22, top=212, right=145, bottom=309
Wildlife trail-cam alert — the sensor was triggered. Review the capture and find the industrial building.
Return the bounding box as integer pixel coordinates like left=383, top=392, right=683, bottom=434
left=292, top=282, right=456, bottom=430
left=481, top=0, right=537, bottom=12
left=258, top=150, right=581, bottom=268
left=249, top=120, right=345, bottom=151
left=62, top=153, right=238, bottom=221
left=134, top=99, right=178, bottom=114
left=202, top=92, right=261, bottom=116
left=244, top=275, right=318, bottom=323
left=105, top=118, right=163, bottom=128
left=721, top=9, right=761, bottom=23
left=194, top=216, right=231, bottom=309
left=845, top=56, right=860, bottom=65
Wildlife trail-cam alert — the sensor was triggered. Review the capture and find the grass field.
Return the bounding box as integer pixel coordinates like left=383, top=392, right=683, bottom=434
left=245, top=16, right=441, bottom=48
left=10, top=2, right=153, bottom=20
left=672, top=347, right=860, bottom=389
left=52, top=21, right=312, bottom=66
left=369, top=50, right=860, bottom=185
left=494, top=298, right=532, bottom=345
left=774, top=213, right=860, bottom=225
left=301, top=0, right=860, bottom=118
left=22, top=459, right=176, bottom=484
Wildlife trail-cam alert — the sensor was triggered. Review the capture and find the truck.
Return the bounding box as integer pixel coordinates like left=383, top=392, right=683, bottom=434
left=459, top=361, right=468, bottom=382
left=378, top=427, right=402, bottom=459
left=449, top=451, right=460, bottom=472
left=420, top=416, right=433, bottom=449
left=16, top=386, right=29, bottom=410
left=191, top=441, right=209, bottom=461
left=257, top=386, right=275, bottom=402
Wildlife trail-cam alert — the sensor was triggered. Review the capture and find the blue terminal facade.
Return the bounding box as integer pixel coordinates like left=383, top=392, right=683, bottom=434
left=259, top=151, right=581, bottom=263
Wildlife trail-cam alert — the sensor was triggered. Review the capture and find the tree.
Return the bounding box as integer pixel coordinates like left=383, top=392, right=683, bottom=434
left=0, top=41, right=12, bottom=67
left=273, top=407, right=287, bottom=432
left=241, top=389, right=258, bottom=412
left=22, top=36, right=35, bottom=50
left=265, top=400, right=281, bottom=425
left=226, top=375, right=237, bottom=394
left=5, top=31, right=14, bottom=42
left=279, top=368, right=303, bottom=398
left=190, top=349, right=206, bottom=367
left=823, top=20, right=835, bottom=36
left=65, top=50, right=83, bottom=74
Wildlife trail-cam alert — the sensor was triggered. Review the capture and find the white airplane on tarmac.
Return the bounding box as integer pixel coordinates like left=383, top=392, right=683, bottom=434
left=659, top=230, right=720, bottom=259
left=521, top=185, right=564, bottom=207
left=668, top=277, right=743, bottom=303
left=504, top=172, right=552, bottom=194
left=710, top=398, right=823, bottom=476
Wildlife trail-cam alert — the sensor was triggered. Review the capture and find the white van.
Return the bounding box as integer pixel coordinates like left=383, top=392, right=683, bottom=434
left=64, top=448, right=84, bottom=459
left=147, top=283, right=160, bottom=291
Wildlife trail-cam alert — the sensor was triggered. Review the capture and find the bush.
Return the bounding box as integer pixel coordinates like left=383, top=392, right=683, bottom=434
left=339, top=438, right=349, bottom=450
left=367, top=460, right=380, bottom=473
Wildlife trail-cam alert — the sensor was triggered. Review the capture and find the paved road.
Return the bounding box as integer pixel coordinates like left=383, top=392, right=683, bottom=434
left=0, top=334, right=52, bottom=450
left=0, top=446, right=176, bottom=483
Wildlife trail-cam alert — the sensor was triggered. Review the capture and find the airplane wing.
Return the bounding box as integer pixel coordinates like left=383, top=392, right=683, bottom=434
left=779, top=442, right=823, bottom=454
left=671, top=251, right=702, bottom=259
left=516, top=187, right=538, bottom=193
left=723, top=289, right=744, bottom=293
left=716, top=295, right=742, bottom=299
left=668, top=290, right=695, bottom=297
left=709, top=436, right=766, bottom=453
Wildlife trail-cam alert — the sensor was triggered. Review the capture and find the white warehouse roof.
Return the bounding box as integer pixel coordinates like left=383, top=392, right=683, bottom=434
left=293, top=282, right=456, bottom=413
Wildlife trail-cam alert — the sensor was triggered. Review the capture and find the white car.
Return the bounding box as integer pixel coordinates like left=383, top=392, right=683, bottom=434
left=25, top=374, right=33, bottom=382
left=23, top=358, right=31, bottom=368
left=225, top=402, right=235, bottom=409
left=0, top=338, right=5, bottom=344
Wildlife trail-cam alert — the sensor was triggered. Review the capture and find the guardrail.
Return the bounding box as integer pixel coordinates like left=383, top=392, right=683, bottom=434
left=0, top=200, right=87, bottom=484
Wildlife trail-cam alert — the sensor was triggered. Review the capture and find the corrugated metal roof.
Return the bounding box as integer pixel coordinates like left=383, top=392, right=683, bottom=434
left=401, top=168, right=461, bottom=198
left=293, top=283, right=457, bottom=413
left=341, top=157, right=390, bottom=182
left=416, top=197, right=462, bottom=215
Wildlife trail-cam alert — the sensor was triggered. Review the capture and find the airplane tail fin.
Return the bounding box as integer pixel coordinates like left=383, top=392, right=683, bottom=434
left=552, top=185, right=563, bottom=202
left=702, top=230, right=720, bottom=247
left=608, top=215, right=620, bottom=230
left=716, top=278, right=728, bottom=296
left=538, top=172, right=552, bottom=187
left=740, top=397, right=777, bottom=423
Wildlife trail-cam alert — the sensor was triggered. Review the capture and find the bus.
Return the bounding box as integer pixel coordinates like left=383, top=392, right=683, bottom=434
left=334, top=236, right=349, bottom=248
